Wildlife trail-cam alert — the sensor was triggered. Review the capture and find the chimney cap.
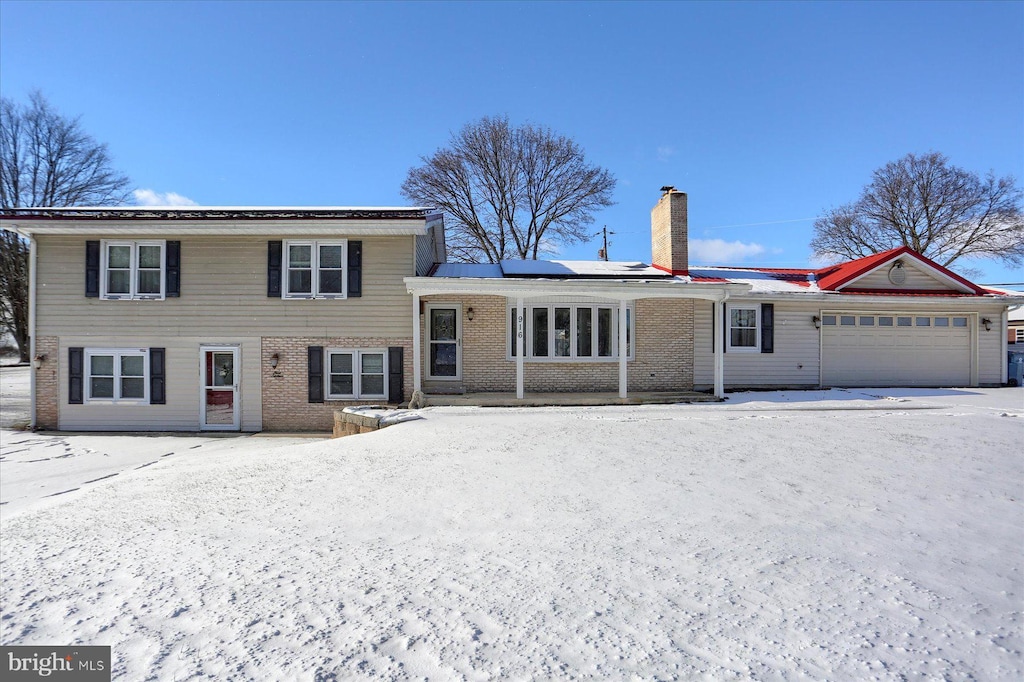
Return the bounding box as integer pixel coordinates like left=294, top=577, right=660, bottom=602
left=660, top=185, right=676, bottom=194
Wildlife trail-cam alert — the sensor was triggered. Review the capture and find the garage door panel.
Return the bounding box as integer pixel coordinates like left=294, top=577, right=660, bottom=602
left=822, top=313, right=971, bottom=387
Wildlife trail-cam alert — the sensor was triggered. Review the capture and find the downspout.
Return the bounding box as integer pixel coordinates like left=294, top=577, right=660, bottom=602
left=1002, top=306, right=1010, bottom=384
left=714, top=292, right=729, bottom=399
left=27, top=232, right=38, bottom=429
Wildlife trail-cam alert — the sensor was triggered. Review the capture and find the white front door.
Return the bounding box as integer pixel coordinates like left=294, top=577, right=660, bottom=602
left=200, top=347, right=240, bottom=430
left=426, top=304, right=461, bottom=380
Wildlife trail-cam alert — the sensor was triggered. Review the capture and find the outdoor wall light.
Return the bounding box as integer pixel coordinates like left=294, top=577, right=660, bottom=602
left=812, top=315, right=821, bottom=329
left=982, top=318, right=992, bottom=331
left=466, top=307, right=475, bottom=321
left=270, top=353, right=280, bottom=368
left=33, top=354, right=46, bottom=369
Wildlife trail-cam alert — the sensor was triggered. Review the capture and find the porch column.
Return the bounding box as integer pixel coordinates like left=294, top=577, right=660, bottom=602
left=619, top=299, right=628, bottom=399
left=516, top=297, right=525, bottom=399
left=714, top=298, right=725, bottom=399
left=412, top=292, right=422, bottom=393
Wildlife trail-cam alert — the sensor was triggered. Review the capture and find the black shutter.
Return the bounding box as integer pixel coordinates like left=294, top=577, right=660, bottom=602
left=69, top=347, right=84, bottom=404
left=761, top=303, right=774, bottom=353
left=388, top=346, right=404, bottom=404
left=348, top=240, right=362, bottom=297
left=308, top=346, right=324, bottom=403
left=150, top=348, right=166, bottom=404
left=85, top=241, right=100, bottom=297
left=268, top=241, right=282, bottom=297
left=165, top=241, right=181, bottom=297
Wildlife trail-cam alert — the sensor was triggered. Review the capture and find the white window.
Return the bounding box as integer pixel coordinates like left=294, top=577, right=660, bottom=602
left=509, top=303, right=633, bottom=361
left=284, top=240, right=347, bottom=299
left=326, top=350, right=386, bottom=399
left=727, top=305, right=760, bottom=351
left=1016, top=328, right=1024, bottom=343
left=86, top=349, right=148, bottom=403
left=101, top=240, right=165, bottom=300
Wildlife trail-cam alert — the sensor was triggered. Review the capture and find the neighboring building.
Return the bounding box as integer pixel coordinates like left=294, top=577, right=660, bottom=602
left=1, top=207, right=445, bottom=431
left=2, top=191, right=1020, bottom=433
left=1009, top=307, right=1024, bottom=346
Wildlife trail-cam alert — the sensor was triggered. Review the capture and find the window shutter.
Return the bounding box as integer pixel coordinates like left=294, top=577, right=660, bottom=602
left=150, top=347, right=166, bottom=404
left=348, top=240, right=362, bottom=297
left=267, top=241, right=283, bottom=297
left=388, top=346, right=404, bottom=404
left=85, top=241, right=100, bottom=297
left=761, top=303, right=774, bottom=353
left=69, top=347, right=84, bottom=404
left=308, top=346, right=324, bottom=403
left=165, top=241, right=181, bottom=297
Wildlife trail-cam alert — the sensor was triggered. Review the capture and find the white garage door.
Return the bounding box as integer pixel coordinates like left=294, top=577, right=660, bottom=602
left=821, top=313, right=972, bottom=387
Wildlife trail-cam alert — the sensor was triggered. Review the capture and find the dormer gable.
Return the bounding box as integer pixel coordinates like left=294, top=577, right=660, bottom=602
left=816, top=247, right=988, bottom=295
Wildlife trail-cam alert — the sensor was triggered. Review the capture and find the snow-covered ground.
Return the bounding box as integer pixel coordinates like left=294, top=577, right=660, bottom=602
left=0, top=364, right=30, bottom=429
left=1, top=385, right=1022, bottom=680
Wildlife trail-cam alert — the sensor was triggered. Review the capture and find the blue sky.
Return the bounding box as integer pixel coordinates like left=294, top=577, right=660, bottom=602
left=1, top=0, right=1021, bottom=284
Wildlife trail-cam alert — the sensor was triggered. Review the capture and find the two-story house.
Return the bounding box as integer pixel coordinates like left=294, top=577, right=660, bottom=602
left=2, top=207, right=444, bottom=432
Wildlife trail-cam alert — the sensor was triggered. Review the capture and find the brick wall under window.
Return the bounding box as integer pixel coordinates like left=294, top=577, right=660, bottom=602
left=261, top=336, right=412, bottom=431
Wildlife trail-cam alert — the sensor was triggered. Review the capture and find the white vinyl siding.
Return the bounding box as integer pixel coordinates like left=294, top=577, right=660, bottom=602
left=849, top=261, right=960, bottom=291
left=101, top=240, right=165, bottom=300
left=36, top=235, right=414, bottom=338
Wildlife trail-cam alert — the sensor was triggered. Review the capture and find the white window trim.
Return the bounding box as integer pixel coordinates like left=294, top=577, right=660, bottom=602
left=100, top=240, right=166, bottom=300
left=726, top=304, right=760, bottom=353
left=283, top=240, right=348, bottom=299
left=507, top=302, right=634, bottom=362
left=1016, top=328, right=1024, bottom=343
left=85, top=348, right=149, bottom=404
left=325, top=348, right=388, bottom=400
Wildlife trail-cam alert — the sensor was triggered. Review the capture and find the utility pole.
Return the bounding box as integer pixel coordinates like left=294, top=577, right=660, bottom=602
left=597, top=225, right=614, bottom=261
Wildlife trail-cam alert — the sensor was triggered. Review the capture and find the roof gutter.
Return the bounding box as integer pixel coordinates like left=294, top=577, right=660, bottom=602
left=404, top=276, right=751, bottom=301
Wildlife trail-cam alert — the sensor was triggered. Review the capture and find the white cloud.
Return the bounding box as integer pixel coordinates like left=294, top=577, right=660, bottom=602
left=133, top=189, right=198, bottom=206
left=689, top=238, right=767, bottom=264
left=656, top=146, right=675, bottom=162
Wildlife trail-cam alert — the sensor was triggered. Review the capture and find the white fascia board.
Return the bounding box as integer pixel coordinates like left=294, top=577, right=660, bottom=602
left=404, top=276, right=750, bottom=301
left=1, top=219, right=428, bottom=236
left=839, top=252, right=975, bottom=294
left=726, top=290, right=1024, bottom=306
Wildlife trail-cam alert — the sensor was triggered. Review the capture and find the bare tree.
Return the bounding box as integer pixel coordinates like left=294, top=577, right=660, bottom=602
left=402, top=116, right=616, bottom=262
left=1, top=92, right=131, bottom=361
left=811, top=152, right=1023, bottom=271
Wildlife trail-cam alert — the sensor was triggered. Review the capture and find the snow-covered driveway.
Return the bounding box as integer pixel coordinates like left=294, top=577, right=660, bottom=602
left=1, top=388, right=1022, bottom=680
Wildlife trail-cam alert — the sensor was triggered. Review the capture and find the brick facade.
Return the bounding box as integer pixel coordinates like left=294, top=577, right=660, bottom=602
left=420, top=296, right=694, bottom=394
left=34, top=335, right=59, bottom=429
left=261, top=336, right=413, bottom=431
left=651, top=189, right=688, bottom=274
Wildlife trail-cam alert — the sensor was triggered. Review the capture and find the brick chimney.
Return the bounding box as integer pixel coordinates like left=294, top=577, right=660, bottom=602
left=651, top=186, right=688, bottom=275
